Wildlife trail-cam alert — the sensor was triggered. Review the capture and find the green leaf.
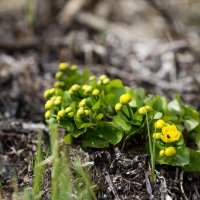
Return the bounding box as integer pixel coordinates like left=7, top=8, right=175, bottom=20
left=152, top=95, right=167, bottom=114
left=63, top=134, right=72, bottom=144
left=106, top=79, right=123, bottom=92
left=190, top=126, right=200, bottom=149
left=86, top=122, right=123, bottom=146
left=167, top=99, right=183, bottom=115
left=80, top=123, right=97, bottom=129
left=72, top=129, right=86, bottom=138
left=184, top=118, right=199, bottom=132
left=153, top=111, right=163, bottom=119
left=83, top=137, right=109, bottom=148
left=128, top=112, right=143, bottom=126
left=112, top=115, right=132, bottom=132
left=105, top=87, right=126, bottom=108
left=183, top=149, right=200, bottom=172
left=92, top=98, right=102, bottom=110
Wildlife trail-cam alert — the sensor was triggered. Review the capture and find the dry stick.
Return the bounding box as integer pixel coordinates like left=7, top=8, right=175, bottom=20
left=179, top=170, right=188, bottom=200
left=194, top=185, right=200, bottom=199
left=144, top=170, right=154, bottom=200
left=104, top=172, right=121, bottom=200
left=76, top=12, right=143, bottom=41
left=58, top=0, right=90, bottom=26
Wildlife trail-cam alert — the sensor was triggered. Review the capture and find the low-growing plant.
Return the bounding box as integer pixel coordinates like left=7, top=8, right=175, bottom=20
left=44, top=62, right=200, bottom=181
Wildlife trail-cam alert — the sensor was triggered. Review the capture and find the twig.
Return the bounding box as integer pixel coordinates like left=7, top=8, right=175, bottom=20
left=104, top=171, right=121, bottom=200
left=0, top=119, right=48, bottom=134
left=76, top=12, right=143, bottom=41
left=144, top=170, right=154, bottom=200
left=58, top=0, right=90, bottom=26
left=179, top=170, right=188, bottom=200
left=155, top=170, right=172, bottom=200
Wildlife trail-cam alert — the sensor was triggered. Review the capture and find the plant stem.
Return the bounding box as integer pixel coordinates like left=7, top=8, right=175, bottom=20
left=146, top=113, right=155, bottom=182
left=127, top=105, right=133, bottom=119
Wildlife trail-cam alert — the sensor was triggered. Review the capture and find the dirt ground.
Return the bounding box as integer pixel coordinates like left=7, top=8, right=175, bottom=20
left=1, top=0, right=200, bottom=199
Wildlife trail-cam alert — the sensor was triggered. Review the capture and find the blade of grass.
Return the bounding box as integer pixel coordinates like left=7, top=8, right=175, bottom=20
left=33, top=131, right=44, bottom=200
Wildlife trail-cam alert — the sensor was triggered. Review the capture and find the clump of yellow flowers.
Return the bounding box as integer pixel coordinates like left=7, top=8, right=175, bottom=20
left=153, top=119, right=182, bottom=157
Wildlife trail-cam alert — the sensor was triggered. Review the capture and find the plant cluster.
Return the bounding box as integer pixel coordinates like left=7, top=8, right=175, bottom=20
left=44, top=62, right=200, bottom=172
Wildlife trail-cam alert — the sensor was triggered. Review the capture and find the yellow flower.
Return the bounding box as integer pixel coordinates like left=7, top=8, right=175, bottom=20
left=154, top=119, right=165, bottom=129
left=138, top=106, right=148, bottom=115
left=160, top=125, right=181, bottom=143
left=153, top=132, right=162, bottom=140
left=164, top=146, right=176, bottom=157
left=120, top=94, right=132, bottom=105
left=115, top=103, right=122, bottom=111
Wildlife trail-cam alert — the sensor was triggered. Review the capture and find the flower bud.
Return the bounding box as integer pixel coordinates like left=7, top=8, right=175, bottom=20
left=99, top=75, right=107, bottom=80
left=92, top=89, right=100, bottom=96
left=164, top=147, right=176, bottom=157
left=55, top=72, right=63, bottom=80
left=153, top=132, right=162, bottom=140
left=120, top=94, right=132, bottom=105
left=57, top=110, right=66, bottom=118
left=115, top=103, right=122, bottom=111
left=145, top=105, right=152, bottom=111
left=95, top=113, right=104, bottom=121
left=70, top=84, right=80, bottom=93
left=82, top=85, right=92, bottom=92
left=68, top=112, right=74, bottom=118
left=44, top=90, right=50, bottom=99
left=89, top=75, right=96, bottom=81
left=154, top=119, right=165, bottom=129
left=159, top=150, right=165, bottom=157
left=102, top=78, right=110, bottom=84
left=45, top=110, right=51, bottom=119
left=54, top=96, right=62, bottom=105
left=43, top=88, right=55, bottom=98
left=45, top=100, right=54, bottom=110
left=84, top=109, right=90, bottom=116
left=138, top=106, right=148, bottom=115
left=58, top=62, right=69, bottom=71
left=70, top=65, right=78, bottom=71
left=54, top=81, right=65, bottom=88
left=77, top=107, right=85, bottom=117
left=79, top=99, right=87, bottom=107
left=65, top=106, right=72, bottom=113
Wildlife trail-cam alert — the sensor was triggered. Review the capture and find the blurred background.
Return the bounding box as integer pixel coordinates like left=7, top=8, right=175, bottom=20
left=1, top=0, right=200, bottom=122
